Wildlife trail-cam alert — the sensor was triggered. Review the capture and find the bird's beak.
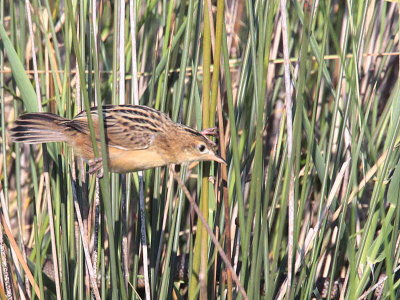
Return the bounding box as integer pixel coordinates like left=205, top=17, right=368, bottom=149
left=212, top=153, right=227, bottom=165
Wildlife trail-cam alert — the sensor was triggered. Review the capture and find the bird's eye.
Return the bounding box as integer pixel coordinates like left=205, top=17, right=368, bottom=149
left=197, top=144, right=206, bottom=153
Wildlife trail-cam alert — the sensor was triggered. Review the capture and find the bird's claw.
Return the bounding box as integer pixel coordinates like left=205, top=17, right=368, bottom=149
left=88, top=157, right=104, bottom=178
left=201, top=127, right=218, bottom=136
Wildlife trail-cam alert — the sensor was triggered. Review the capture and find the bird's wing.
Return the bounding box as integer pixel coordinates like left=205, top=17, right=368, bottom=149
left=67, top=107, right=163, bottom=150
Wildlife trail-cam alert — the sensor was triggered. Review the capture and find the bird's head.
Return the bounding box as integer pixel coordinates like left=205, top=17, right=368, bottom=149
left=166, top=126, right=226, bottom=165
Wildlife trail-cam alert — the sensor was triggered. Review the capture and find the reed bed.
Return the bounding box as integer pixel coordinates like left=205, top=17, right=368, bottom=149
left=1, top=0, right=400, bottom=299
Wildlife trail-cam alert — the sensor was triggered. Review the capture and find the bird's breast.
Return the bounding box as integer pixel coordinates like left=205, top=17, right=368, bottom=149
left=107, top=146, right=170, bottom=172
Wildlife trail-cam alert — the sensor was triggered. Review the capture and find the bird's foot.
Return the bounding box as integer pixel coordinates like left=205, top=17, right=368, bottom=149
left=88, top=157, right=104, bottom=178
left=201, top=127, right=218, bottom=136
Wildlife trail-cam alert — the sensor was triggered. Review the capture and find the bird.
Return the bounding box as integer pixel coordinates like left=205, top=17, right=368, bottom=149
left=9, top=104, right=226, bottom=177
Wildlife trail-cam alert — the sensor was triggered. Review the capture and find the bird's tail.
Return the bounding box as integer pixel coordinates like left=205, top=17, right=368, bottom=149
left=9, top=112, right=70, bottom=144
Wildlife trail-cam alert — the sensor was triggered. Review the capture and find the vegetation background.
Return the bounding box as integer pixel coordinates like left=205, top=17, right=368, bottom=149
left=1, top=0, right=400, bottom=299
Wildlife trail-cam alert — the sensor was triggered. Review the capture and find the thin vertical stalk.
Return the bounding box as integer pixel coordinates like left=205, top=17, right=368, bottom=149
left=189, top=0, right=211, bottom=299
left=89, top=1, right=101, bottom=293
left=191, top=0, right=212, bottom=297
left=279, top=1, right=295, bottom=299
left=92, top=178, right=100, bottom=288
left=130, top=2, right=150, bottom=300
left=130, top=0, right=139, bottom=105
left=209, top=0, right=233, bottom=297
left=0, top=223, right=13, bottom=299
left=138, top=173, right=151, bottom=300
left=209, top=0, right=223, bottom=126
left=200, top=1, right=212, bottom=296
left=118, top=0, right=125, bottom=105
left=0, top=0, right=7, bottom=213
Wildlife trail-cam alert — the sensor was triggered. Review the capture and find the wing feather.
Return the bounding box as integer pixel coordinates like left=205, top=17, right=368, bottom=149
left=67, top=105, right=164, bottom=150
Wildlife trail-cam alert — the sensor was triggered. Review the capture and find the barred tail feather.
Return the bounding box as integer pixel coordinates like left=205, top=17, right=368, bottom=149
left=9, top=113, right=69, bottom=144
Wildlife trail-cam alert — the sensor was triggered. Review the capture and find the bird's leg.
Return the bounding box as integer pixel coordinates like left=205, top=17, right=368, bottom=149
left=201, top=127, right=217, bottom=136
left=88, top=157, right=104, bottom=178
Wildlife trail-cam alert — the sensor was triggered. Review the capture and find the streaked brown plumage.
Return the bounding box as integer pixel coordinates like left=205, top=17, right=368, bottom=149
left=9, top=105, right=226, bottom=176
